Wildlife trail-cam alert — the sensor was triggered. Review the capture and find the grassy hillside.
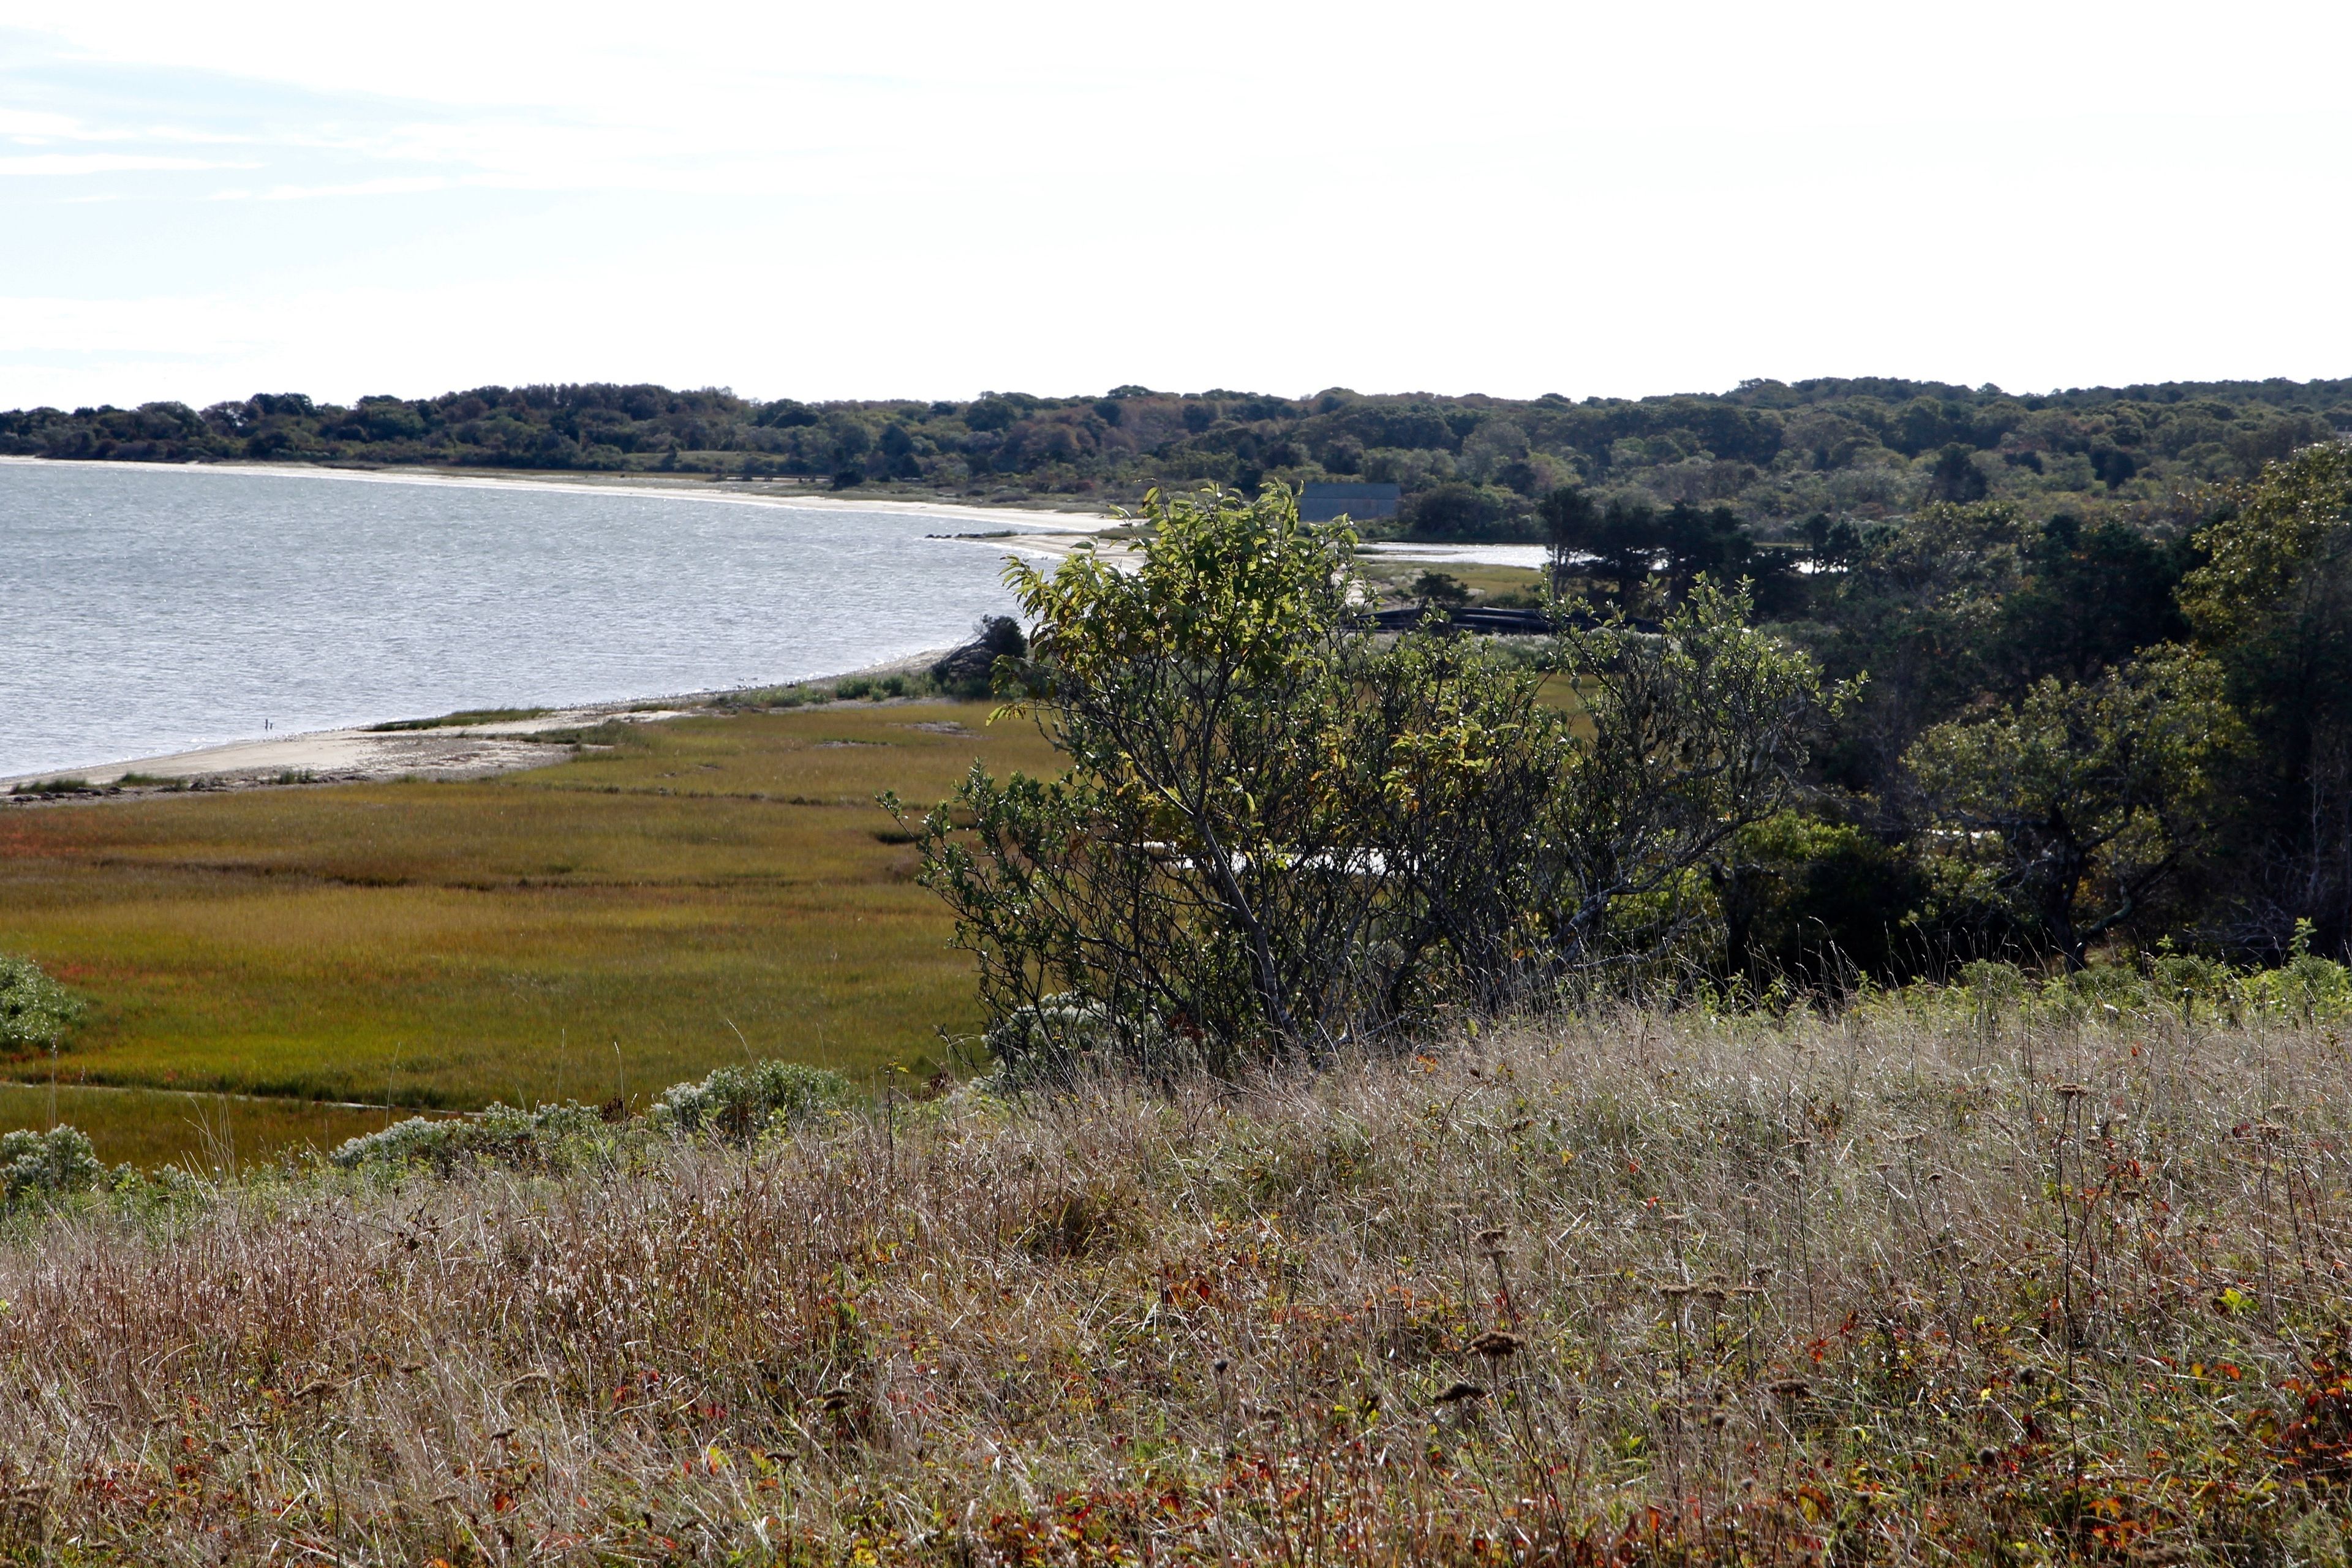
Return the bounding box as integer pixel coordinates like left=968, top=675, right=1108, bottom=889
left=7, top=999, right=2352, bottom=1562
left=0, top=701, right=1056, bottom=1163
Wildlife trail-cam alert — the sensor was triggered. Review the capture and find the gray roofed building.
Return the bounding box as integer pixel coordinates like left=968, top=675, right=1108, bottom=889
left=1298, top=481, right=1401, bottom=524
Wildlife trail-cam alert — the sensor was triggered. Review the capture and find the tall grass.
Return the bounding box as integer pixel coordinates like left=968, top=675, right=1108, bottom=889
left=6, top=1000, right=2352, bottom=1561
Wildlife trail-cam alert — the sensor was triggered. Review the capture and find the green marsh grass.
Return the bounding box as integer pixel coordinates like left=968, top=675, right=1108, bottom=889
left=0, top=701, right=1056, bottom=1164
left=0, top=1082, right=400, bottom=1169
left=363, top=706, right=552, bottom=731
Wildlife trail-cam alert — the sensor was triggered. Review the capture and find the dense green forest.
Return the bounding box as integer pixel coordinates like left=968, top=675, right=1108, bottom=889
left=5, top=376, right=2348, bottom=537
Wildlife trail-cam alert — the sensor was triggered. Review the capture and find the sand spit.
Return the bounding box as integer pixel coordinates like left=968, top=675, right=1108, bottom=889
left=1, top=649, right=957, bottom=799
left=0, top=455, right=1121, bottom=531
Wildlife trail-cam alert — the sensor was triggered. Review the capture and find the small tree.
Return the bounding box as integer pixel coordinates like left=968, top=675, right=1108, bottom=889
left=1905, top=647, right=2242, bottom=968
left=1409, top=570, right=1471, bottom=610
left=0, top=954, right=81, bottom=1056
left=1545, top=583, right=1839, bottom=968
left=1541, top=484, right=1599, bottom=596
left=905, top=485, right=1376, bottom=1068
left=901, top=486, right=1831, bottom=1077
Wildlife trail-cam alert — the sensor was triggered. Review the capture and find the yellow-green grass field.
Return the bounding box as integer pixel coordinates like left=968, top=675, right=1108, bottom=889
left=0, top=701, right=1057, bottom=1166
left=1355, top=557, right=1543, bottom=601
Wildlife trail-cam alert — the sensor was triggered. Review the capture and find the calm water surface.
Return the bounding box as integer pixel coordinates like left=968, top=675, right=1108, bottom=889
left=0, top=461, right=1036, bottom=777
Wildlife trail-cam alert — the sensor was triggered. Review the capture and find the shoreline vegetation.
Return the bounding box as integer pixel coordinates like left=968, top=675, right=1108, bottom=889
left=4, top=375, right=2348, bottom=541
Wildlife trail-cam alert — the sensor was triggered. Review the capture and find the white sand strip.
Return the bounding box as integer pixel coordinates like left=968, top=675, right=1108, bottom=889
left=0, top=649, right=959, bottom=796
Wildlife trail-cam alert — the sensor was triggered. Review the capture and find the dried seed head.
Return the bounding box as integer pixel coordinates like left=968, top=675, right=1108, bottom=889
left=1768, top=1378, right=1811, bottom=1400
left=2056, top=1082, right=2089, bottom=1099
left=1474, top=1227, right=1507, bottom=1252
left=1976, top=1446, right=2000, bottom=1466
left=1212, top=1359, right=1229, bottom=1377
left=2269, top=1103, right=2293, bottom=1118
left=1657, top=1284, right=1695, bottom=1300
left=1434, top=1381, right=1487, bottom=1405
left=1468, top=1330, right=1524, bottom=1359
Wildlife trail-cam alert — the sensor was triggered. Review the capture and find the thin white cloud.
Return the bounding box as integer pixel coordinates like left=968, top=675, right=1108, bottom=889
left=207, top=174, right=451, bottom=202
left=0, top=108, right=85, bottom=137
left=0, top=152, right=257, bottom=175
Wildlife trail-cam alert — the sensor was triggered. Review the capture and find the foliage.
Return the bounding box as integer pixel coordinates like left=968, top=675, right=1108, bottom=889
left=329, top=1101, right=608, bottom=1174
left=1711, top=809, right=1925, bottom=984
left=2180, top=443, right=2352, bottom=954
left=9, top=375, right=2345, bottom=534
left=929, top=613, right=1028, bottom=697
left=648, top=1060, right=848, bottom=1141
left=326, top=1061, right=850, bottom=1174
left=1905, top=647, right=2244, bottom=965
left=0, top=1125, right=99, bottom=1208
left=0, top=953, right=82, bottom=1055
left=1406, top=569, right=1470, bottom=608
left=1878, top=931, right=2352, bottom=1023
left=903, top=486, right=1830, bottom=1071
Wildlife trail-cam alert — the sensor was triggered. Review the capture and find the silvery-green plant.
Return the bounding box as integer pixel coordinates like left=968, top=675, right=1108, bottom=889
left=0, top=1125, right=99, bottom=1208
left=0, top=954, right=82, bottom=1054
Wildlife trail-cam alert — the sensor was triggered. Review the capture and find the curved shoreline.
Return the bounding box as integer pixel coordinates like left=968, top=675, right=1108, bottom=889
left=0, top=453, right=1120, bottom=529
left=1, top=458, right=1133, bottom=791
left=0, top=646, right=958, bottom=796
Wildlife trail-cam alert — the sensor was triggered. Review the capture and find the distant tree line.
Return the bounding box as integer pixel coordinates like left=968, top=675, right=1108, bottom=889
left=4, top=376, right=2346, bottom=539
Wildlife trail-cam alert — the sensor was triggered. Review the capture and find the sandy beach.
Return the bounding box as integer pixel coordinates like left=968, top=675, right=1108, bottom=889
left=0, top=647, right=961, bottom=797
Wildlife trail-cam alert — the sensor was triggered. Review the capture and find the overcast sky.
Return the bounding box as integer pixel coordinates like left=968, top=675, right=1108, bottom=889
left=3, top=1, right=2348, bottom=410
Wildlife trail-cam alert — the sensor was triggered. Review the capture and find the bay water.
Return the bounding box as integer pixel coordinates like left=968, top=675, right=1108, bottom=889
left=0, top=460, right=1044, bottom=778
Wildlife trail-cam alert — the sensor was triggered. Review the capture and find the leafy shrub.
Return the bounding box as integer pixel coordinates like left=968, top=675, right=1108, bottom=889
left=0, top=954, right=83, bottom=1054
left=933, top=616, right=1029, bottom=698
left=103, top=1161, right=210, bottom=1216
left=981, top=993, right=1186, bottom=1091
left=1898, top=938, right=2352, bottom=1023
left=650, top=1060, right=848, bottom=1142
left=1, top=1126, right=100, bottom=1208
left=330, top=1101, right=606, bottom=1174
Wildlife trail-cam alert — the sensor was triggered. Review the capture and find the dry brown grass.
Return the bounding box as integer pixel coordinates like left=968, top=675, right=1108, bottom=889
left=6, top=1000, right=2352, bottom=1563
